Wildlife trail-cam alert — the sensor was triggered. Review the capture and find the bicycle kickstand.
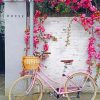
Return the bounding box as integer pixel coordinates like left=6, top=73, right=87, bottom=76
left=76, top=91, right=80, bottom=98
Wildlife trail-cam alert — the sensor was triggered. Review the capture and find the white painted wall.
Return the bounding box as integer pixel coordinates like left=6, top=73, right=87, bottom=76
left=5, top=2, right=100, bottom=95
left=5, top=1, right=26, bottom=94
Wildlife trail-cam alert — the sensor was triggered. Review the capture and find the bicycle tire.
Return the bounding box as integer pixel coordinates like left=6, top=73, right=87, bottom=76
left=65, top=72, right=97, bottom=100
left=9, top=75, right=43, bottom=100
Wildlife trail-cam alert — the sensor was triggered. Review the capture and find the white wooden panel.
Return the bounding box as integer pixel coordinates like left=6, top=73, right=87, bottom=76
left=5, top=1, right=26, bottom=94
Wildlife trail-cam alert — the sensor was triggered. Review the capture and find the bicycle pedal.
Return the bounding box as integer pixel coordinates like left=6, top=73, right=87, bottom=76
left=54, top=93, right=62, bottom=99
left=76, top=91, right=80, bottom=98
left=54, top=88, right=62, bottom=99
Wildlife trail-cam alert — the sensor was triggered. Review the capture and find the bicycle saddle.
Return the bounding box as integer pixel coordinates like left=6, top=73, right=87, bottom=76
left=61, top=60, right=73, bottom=64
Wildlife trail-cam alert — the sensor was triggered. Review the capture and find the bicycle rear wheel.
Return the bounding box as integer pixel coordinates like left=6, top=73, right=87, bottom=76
left=65, top=72, right=97, bottom=100
left=9, top=75, right=43, bottom=100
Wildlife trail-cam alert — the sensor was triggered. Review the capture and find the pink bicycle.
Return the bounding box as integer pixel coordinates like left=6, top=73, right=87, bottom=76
left=9, top=52, right=97, bottom=100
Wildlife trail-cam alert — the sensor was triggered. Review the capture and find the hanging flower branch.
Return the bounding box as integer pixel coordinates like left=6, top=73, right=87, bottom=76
left=65, top=19, right=73, bottom=46
left=87, top=35, right=100, bottom=81
left=33, top=10, right=57, bottom=53
left=86, top=37, right=96, bottom=65
left=55, top=1, right=100, bottom=78
left=72, top=13, right=100, bottom=79
left=92, top=11, right=100, bottom=23
left=66, top=11, right=100, bottom=46
left=24, top=10, right=57, bottom=55
left=73, top=14, right=94, bottom=34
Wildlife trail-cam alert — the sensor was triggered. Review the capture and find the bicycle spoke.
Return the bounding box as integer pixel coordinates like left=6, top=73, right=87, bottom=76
left=9, top=75, right=43, bottom=100
left=65, top=72, right=96, bottom=100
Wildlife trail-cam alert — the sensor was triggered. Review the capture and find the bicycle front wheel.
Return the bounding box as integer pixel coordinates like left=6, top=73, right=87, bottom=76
left=9, top=75, right=43, bottom=100
left=65, top=72, right=97, bottom=100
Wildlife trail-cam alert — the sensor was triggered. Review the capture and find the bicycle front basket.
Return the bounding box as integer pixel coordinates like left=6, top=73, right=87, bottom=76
left=22, top=56, right=40, bottom=70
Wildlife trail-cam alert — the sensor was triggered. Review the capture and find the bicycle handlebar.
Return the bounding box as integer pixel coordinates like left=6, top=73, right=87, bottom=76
left=43, top=52, right=51, bottom=54
left=34, top=51, right=51, bottom=57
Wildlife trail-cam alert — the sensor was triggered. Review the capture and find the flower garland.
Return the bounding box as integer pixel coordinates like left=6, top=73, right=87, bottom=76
left=87, top=35, right=100, bottom=80
left=66, top=11, right=100, bottom=46
left=24, top=10, right=57, bottom=55
left=66, top=10, right=100, bottom=79
left=33, top=10, right=57, bottom=52
left=73, top=12, right=100, bottom=33
left=87, top=37, right=96, bottom=64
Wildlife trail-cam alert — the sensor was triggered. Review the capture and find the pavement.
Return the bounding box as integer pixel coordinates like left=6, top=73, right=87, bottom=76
left=0, top=74, right=5, bottom=95
left=0, top=74, right=100, bottom=100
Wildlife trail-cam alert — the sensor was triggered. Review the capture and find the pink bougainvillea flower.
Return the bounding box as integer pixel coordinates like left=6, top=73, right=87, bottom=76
left=72, top=0, right=77, bottom=3
left=95, top=26, right=100, bottom=32
left=43, top=43, right=49, bottom=51
left=38, top=25, right=45, bottom=32
left=80, top=0, right=87, bottom=3
left=89, top=6, right=97, bottom=12
left=59, top=0, right=66, bottom=2
left=24, top=32, right=30, bottom=45
left=35, top=10, right=41, bottom=18
left=0, top=0, right=3, bottom=4
left=87, top=35, right=100, bottom=61
left=50, top=1, right=58, bottom=7
left=34, top=18, right=39, bottom=25
left=46, top=34, right=52, bottom=39
left=77, top=2, right=82, bottom=8
left=95, top=26, right=100, bottom=35
left=65, top=0, right=70, bottom=5
left=82, top=3, right=89, bottom=9
left=75, top=14, right=95, bottom=32
left=24, top=29, right=30, bottom=44
left=34, top=0, right=44, bottom=3
left=87, top=37, right=96, bottom=61
left=96, top=53, right=100, bottom=59
left=34, top=27, right=39, bottom=33
left=71, top=6, right=78, bottom=11
left=86, top=59, right=91, bottom=65
left=33, top=36, right=39, bottom=48
left=73, top=17, right=78, bottom=21
left=43, top=34, right=52, bottom=39
left=81, top=14, right=86, bottom=18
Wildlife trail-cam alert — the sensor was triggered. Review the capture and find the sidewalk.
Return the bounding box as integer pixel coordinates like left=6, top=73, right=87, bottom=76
left=0, top=74, right=7, bottom=100
left=0, top=94, right=100, bottom=100
left=0, top=74, right=5, bottom=95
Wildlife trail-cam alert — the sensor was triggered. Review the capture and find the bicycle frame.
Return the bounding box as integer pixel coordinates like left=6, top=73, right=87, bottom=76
left=26, top=68, right=91, bottom=95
